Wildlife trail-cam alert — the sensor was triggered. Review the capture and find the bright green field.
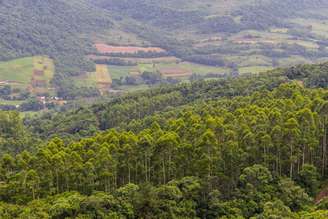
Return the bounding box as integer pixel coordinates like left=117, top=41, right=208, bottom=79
left=33, top=56, right=55, bottom=82
left=239, top=66, right=273, bottom=74
left=0, top=57, right=34, bottom=86
left=139, top=62, right=230, bottom=75
left=119, top=84, right=151, bottom=92
left=107, top=65, right=134, bottom=80
left=0, top=99, right=24, bottom=106
left=0, top=56, right=55, bottom=93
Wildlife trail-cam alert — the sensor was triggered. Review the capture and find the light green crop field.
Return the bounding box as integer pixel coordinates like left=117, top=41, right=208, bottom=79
left=139, top=62, right=230, bottom=75
left=0, top=56, right=55, bottom=94
left=120, top=84, right=151, bottom=92
left=107, top=65, right=134, bottom=80
left=0, top=57, right=34, bottom=87
left=278, top=56, right=310, bottom=67
left=226, top=55, right=272, bottom=67
left=0, top=99, right=24, bottom=106
left=33, top=56, right=55, bottom=81
left=239, top=66, right=273, bottom=74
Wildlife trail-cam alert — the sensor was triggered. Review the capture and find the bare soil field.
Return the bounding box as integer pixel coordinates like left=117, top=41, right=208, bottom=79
left=95, top=43, right=166, bottom=54
left=159, top=67, right=192, bottom=77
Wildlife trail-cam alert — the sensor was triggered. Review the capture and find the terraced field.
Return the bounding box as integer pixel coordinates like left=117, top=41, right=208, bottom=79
left=87, top=64, right=112, bottom=94
left=29, top=56, right=55, bottom=95
left=95, top=43, right=166, bottom=54
left=0, top=56, right=55, bottom=94
left=0, top=57, right=34, bottom=88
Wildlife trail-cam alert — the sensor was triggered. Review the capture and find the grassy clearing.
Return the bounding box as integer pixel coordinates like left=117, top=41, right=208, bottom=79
left=0, top=57, right=34, bottom=87
left=77, top=65, right=112, bottom=94
left=0, top=56, right=55, bottom=95
left=139, top=62, right=230, bottom=75
left=226, top=55, right=272, bottom=67
left=239, top=66, right=273, bottom=74
left=33, top=56, right=55, bottom=81
left=120, top=84, right=151, bottom=92
left=0, top=99, right=24, bottom=106
left=107, top=65, right=134, bottom=80
left=278, top=56, right=310, bottom=67
left=94, top=65, right=112, bottom=84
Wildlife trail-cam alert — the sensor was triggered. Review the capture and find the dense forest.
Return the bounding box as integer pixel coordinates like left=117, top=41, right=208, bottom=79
left=0, top=0, right=113, bottom=75
left=0, top=62, right=325, bottom=218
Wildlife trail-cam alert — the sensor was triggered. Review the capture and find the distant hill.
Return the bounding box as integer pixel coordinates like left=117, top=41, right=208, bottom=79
left=3, top=0, right=328, bottom=72
left=1, top=0, right=328, bottom=100
left=93, top=0, right=328, bottom=65
left=0, top=0, right=113, bottom=74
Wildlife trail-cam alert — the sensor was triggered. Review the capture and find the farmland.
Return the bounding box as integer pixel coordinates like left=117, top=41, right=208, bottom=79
left=29, top=56, right=55, bottom=95
left=95, top=43, right=166, bottom=54
left=93, top=64, right=112, bottom=94
left=0, top=56, right=54, bottom=93
left=0, top=57, right=34, bottom=88
left=75, top=64, right=112, bottom=94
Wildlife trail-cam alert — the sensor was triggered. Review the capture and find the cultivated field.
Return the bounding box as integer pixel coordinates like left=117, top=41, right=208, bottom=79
left=0, top=57, right=34, bottom=88
left=139, top=62, right=230, bottom=76
left=0, top=56, right=54, bottom=94
left=95, top=43, right=166, bottom=54
left=89, top=55, right=180, bottom=65
left=29, top=56, right=55, bottom=95
left=88, top=64, right=112, bottom=94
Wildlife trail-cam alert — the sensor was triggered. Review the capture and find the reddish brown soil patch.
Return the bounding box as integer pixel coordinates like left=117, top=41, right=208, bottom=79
left=159, top=67, right=192, bottom=77
left=33, top=70, right=44, bottom=76
left=95, top=43, right=166, bottom=54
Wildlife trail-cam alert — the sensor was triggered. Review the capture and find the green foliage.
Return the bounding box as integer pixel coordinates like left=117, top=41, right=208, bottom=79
left=0, top=79, right=327, bottom=217
left=297, top=164, right=320, bottom=197
left=0, top=0, right=112, bottom=75
left=0, top=61, right=326, bottom=217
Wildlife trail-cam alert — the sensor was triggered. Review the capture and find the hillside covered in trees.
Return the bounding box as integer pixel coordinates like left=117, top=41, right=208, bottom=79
left=1, top=0, right=328, bottom=104
left=0, top=62, right=326, bottom=218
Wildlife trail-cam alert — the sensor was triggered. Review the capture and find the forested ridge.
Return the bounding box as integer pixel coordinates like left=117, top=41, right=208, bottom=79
left=25, top=62, right=327, bottom=139
left=0, top=0, right=113, bottom=75
left=0, top=63, right=326, bottom=218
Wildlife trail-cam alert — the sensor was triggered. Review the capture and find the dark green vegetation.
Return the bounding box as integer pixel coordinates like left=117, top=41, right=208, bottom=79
left=0, top=0, right=116, bottom=74
left=0, top=62, right=325, bottom=218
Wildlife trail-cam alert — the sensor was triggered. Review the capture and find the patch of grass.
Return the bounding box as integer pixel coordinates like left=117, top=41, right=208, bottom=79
left=0, top=56, right=55, bottom=95
left=226, top=55, right=272, bottom=67
left=0, top=57, right=34, bottom=87
left=119, top=84, right=151, bottom=92
left=33, top=56, right=55, bottom=81
left=92, top=65, right=112, bottom=84
left=107, top=65, right=134, bottom=80
left=0, top=99, right=24, bottom=106
left=140, top=62, right=230, bottom=76
left=278, top=56, right=310, bottom=67
left=239, top=66, right=273, bottom=74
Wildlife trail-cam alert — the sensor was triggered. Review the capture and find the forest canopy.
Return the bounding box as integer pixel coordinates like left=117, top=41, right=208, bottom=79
left=0, top=62, right=326, bottom=218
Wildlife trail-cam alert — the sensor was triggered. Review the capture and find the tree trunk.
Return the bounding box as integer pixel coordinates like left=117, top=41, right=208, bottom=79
left=290, top=144, right=293, bottom=178
left=162, top=158, right=166, bottom=184
left=323, top=123, right=327, bottom=176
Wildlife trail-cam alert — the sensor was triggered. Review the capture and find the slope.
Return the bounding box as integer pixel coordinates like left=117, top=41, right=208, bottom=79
left=0, top=0, right=113, bottom=75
